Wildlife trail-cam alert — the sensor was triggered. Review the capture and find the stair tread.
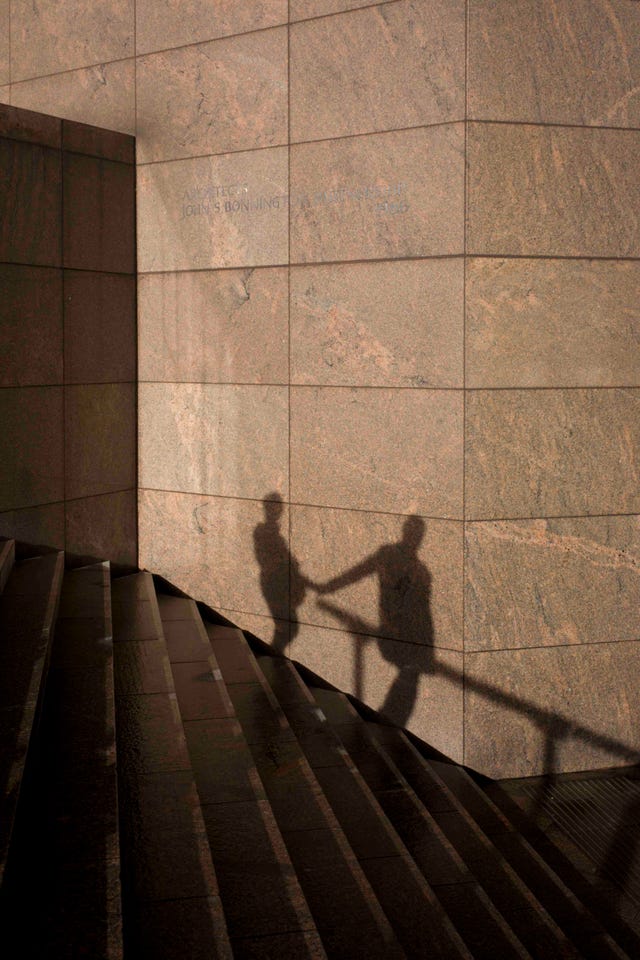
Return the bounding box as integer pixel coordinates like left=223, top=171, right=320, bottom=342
left=485, top=780, right=640, bottom=959
left=231, top=930, right=329, bottom=959
left=375, top=728, right=628, bottom=960
left=127, top=896, right=231, bottom=960
left=208, top=626, right=407, bottom=960
left=0, top=538, right=15, bottom=594
left=1, top=540, right=633, bottom=957
left=157, top=594, right=325, bottom=956
left=201, top=798, right=319, bottom=941
left=113, top=573, right=231, bottom=959
left=1, top=561, right=122, bottom=959
left=256, top=656, right=473, bottom=959
left=0, top=550, right=64, bottom=881
left=41, top=563, right=121, bottom=959
left=310, top=686, right=534, bottom=960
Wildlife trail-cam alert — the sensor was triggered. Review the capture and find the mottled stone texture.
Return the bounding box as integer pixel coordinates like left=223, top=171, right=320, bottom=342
left=137, top=148, right=288, bottom=271
left=462, top=0, right=640, bottom=777
left=8, top=1, right=640, bottom=776
left=11, top=0, right=134, bottom=81
left=12, top=61, right=136, bottom=135
left=290, top=0, right=465, bottom=141
left=290, top=387, right=463, bottom=517
left=291, top=258, right=463, bottom=388
left=135, top=0, right=288, bottom=55
left=139, top=268, right=288, bottom=384
left=0, top=103, right=136, bottom=565
left=290, top=124, right=465, bottom=262
left=466, top=258, right=640, bottom=389
left=468, top=0, right=640, bottom=127
left=137, top=29, right=287, bottom=162
left=0, top=1, right=9, bottom=86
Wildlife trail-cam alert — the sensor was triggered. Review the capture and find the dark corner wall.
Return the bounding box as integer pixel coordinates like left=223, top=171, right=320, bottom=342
left=0, top=102, right=137, bottom=566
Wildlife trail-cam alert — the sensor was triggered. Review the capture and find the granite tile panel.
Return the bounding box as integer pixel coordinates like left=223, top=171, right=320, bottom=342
left=11, top=0, right=134, bottom=81
left=290, top=0, right=375, bottom=19
left=64, top=272, right=136, bottom=384
left=136, top=0, right=288, bottom=55
left=139, top=383, right=288, bottom=500
left=63, top=119, right=134, bottom=163
left=0, top=102, right=60, bottom=147
left=138, top=268, right=288, bottom=384
left=293, top=622, right=464, bottom=763
left=290, top=258, right=463, bottom=387
left=63, top=153, right=136, bottom=273
left=291, top=504, right=463, bottom=650
left=65, top=490, right=137, bottom=567
left=0, top=86, right=10, bottom=106
left=65, top=384, right=136, bottom=499
left=465, top=388, right=640, bottom=519
left=466, top=516, right=640, bottom=652
left=138, top=148, right=288, bottom=271
left=0, top=138, right=61, bottom=266
left=290, top=0, right=464, bottom=141
left=290, top=386, right=463, bottom=517
left=467, top=123, right=640, bottom=258
left=0, top=1, right=8, bottom=86
left=0, top=387, right=64, bottom=511
left=0, top=502, right=65, bottom=550
left=464, top=643, right=640, bottom=778
left=138, top=489, right=289, bottom=622
left=290, top=124, right=464, bottom=262
left=0, top=265, right=63, bottom=386
left=137, top=28, right=287, bottom=163
left=468, top=0, right=640, bottom=127
left=12, top=61, right=135, bottom=136
left=466, top=258, right=640, bottom=388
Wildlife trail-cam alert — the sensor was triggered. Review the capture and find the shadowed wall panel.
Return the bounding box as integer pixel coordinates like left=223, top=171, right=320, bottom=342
left=0, top=103, right=137, bottom=565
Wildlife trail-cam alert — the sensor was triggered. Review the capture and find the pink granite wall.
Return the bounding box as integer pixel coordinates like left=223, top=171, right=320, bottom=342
left=0, top=102, right=137, bottom=567
left=2, top=0, right=639, bottom=776
left=463, top=0, right=640, bottom=777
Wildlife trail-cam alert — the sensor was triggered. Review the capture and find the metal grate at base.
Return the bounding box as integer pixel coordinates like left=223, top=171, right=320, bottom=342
left=521, top=776, right=640, bottom=911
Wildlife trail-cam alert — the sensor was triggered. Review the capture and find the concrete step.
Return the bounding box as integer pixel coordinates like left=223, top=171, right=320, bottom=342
left=206, top=623, right=407, bottom=960
left=3, top=562, right=122, bottom=958
left=0, top=550, right=64, bottom=883
left=309, top=685, right=533, bottom=960
left=0, top=537, right=634, bottom=957
left=363, top=722, right=584, bottom=960
left=0, top=538, right=15, bottom=595
left=257, top=654, right=473, bottom=960
left=484, top=777, right=640, bottom=960
left=381, top=733, right=629, bottom=960
left=112, top=573, right=232, bottom=960
left=156, top=594, right=325, bottom=959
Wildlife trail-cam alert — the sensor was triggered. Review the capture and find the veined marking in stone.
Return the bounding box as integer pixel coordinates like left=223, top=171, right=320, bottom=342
left=179, top=180, right=410, bottom=220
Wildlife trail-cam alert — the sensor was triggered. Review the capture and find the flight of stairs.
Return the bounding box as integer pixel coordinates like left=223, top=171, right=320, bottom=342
left=1, top=537, right=638, bottom=959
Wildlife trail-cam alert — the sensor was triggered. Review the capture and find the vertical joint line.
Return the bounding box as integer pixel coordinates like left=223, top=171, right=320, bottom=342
left=462, top=0, right=469, bottom=766
left=287, top=1, right=292, bottom=647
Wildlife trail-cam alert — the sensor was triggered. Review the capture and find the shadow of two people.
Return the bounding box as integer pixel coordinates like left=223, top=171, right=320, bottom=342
left=253, top=493, right=435, bottom=727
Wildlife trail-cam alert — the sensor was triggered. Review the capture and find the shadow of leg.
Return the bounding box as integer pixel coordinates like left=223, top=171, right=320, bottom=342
left=380, top=667, right=419, bottom=729
left=272, top=619, right=290, bottom=656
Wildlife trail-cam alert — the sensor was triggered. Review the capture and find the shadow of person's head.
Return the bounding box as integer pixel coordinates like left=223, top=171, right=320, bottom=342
left=263, top=492, right=284, bottom=524
left=401, top=514, right=425, bottom=552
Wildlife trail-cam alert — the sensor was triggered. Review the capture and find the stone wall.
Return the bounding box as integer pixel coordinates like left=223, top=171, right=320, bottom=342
left=0, top=101, right=136, bottom=566
left=463, top=0, right=640, bottom=777
left=2, top=0, right=639, bottom=776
